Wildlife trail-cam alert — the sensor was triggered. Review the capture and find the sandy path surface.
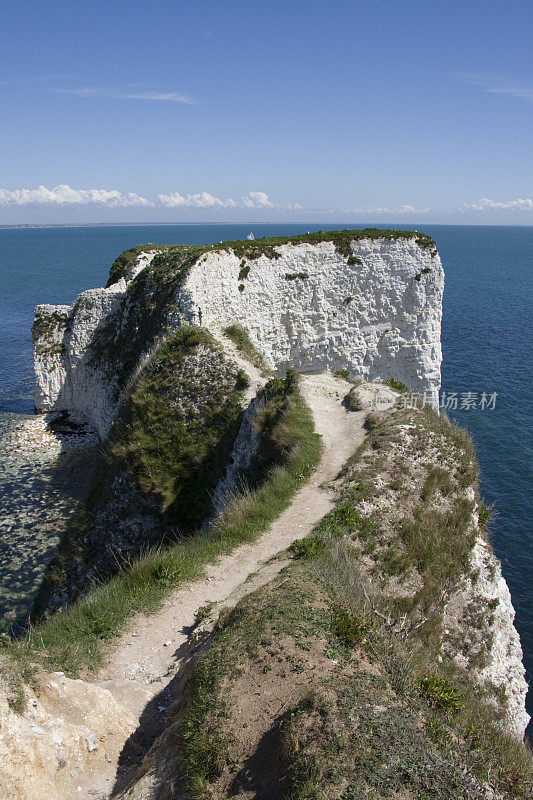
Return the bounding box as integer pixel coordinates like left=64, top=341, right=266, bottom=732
left=86, top=371, right=367, bottom=798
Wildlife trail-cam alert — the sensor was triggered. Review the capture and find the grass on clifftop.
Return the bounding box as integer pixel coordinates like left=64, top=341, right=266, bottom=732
left=14, top=371, right=321, bottom=676
left=106, top=228, right=436, bottom=288
left=209, top=227, right=436, bottom=260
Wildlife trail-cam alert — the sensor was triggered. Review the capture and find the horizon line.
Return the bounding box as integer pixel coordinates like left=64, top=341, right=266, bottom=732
left=2, top=221, right=533, bottom=230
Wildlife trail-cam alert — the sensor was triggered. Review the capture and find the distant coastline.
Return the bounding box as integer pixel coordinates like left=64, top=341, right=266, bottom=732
left=1, top=221, right=533, bottom=230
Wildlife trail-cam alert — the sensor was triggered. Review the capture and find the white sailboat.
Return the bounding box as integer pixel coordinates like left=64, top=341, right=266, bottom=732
left=247, top=230, right=255, bottom=240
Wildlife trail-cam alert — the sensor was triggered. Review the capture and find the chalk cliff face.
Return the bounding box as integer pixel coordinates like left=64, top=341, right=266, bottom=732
left=32, top=251, right=160, bottom=437
left=442, top=529, right=530, bottom=737
left=180, top=238, right=442, bottom=386
left=32, top=233, right=443, bottom=437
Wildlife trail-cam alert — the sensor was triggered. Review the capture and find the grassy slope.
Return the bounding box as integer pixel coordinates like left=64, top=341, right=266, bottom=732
left=13, top=372, right=321, bottom=676
left=32, top=327, right=248, bottom=615
left=112, top=327, right=246, bottom=527
left=223, top=324, right=266, bottom=371
left=171, top=406, right=532, bottom=800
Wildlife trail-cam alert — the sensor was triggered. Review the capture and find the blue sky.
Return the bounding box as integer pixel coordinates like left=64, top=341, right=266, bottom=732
left=1, top=0, right=532, bottom=224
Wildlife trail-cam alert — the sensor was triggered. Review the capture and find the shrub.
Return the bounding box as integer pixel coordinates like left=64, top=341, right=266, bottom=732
left=290, top=535, right=326, bottom=560
left=385, top=378, right=410, bottom=393
left=364, top=413, right=379, bottom=431
left=418, top=674, right=464, bottom=712
left=331, top=606, right=372, bottom=647
left=238, top=262, right=250, bottom=280
left=333, top=369, right=350, bottom=381
left=478, top=503, right=490, bottom=527
left=284, top=272, right=309, bottom=280
left=343, top=389, right=361, bottom=412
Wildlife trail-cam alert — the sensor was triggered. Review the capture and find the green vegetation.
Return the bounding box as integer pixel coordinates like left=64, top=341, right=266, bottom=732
left=284, top=272, right=309, bottom=280
left=178, top=651, right=227, bottom=796
left=33, top=342, right=64, bottom=358
left=112, top=327, right=244, bottom=528
left=418, top=674, right=464, bottom=712
left=385, top=377, right=410, bottom=393
left=223, top=323, right=265, bottom=369
left=94, top=229, right=436, bottom=391
left=33, top=326, right=257, bottom=614
left=478, top=502, right=490, bottom=527
left=290, top=534, right=326, bottom=560
left=364, top=412, right=379, bottom=430
left=204, top=228, right=434, bottom=263
left=347, top=255, right=363, bottom=265
left=31, top=308, right=69, bottom=343
left=91, top=248, right=198, bottom=390
left=333, top=368, right=350, bottom=381
left=106, top=243, right=184, bottom=287
left=330, top=605, right=372, bottom=647
left=421, top=465, right=453, bottom=501
left=0, top=654, right=34, bottom=714
left=107, top=228, right=435, bottom=292
left=194, top=602, right=215, bottom=624
left=14, top=372, right=320, bottom=676
left=343, top=387, right=361, bottom=411
left=238, top=261, right=250, bottom=280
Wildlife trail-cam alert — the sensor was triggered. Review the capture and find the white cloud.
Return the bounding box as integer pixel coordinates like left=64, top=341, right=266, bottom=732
left=339, top=204, right=430, bottom=215
left=460, top=197, right=533, bottom=212
left=47, top=86, right=196, bottom=104
left=6, top=186, right=529, bottom=217
left=0, top=184, right=152, bottom=207
left=242, top=191, right=274, bottom=208
left=157, top=191, right=236, bottom=208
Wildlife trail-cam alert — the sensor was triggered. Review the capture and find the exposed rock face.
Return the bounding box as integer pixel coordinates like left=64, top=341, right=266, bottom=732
left=33, top=236, right=443, bottom=437
left=32, top=251, right=160, bottom=438
left=0, top=664, right=136, bottom=800
left=180, top=238, right=443, bottom=389
left=442, top=531, right=530, bottom=737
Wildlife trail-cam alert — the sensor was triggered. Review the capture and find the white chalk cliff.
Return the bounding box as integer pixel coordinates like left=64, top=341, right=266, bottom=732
left=33, top=234, right=443, bottom=437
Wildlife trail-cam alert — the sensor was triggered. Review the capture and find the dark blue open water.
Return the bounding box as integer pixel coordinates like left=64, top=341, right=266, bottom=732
left=0, top=223, right=531, bottom=722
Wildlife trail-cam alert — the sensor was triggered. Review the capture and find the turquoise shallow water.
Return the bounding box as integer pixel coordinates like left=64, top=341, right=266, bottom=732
left=0, top=223, right=531, bottom=724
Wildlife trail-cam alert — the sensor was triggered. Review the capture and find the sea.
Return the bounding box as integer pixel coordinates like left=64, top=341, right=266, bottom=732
left=0, top=223, right=531, bottom=726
